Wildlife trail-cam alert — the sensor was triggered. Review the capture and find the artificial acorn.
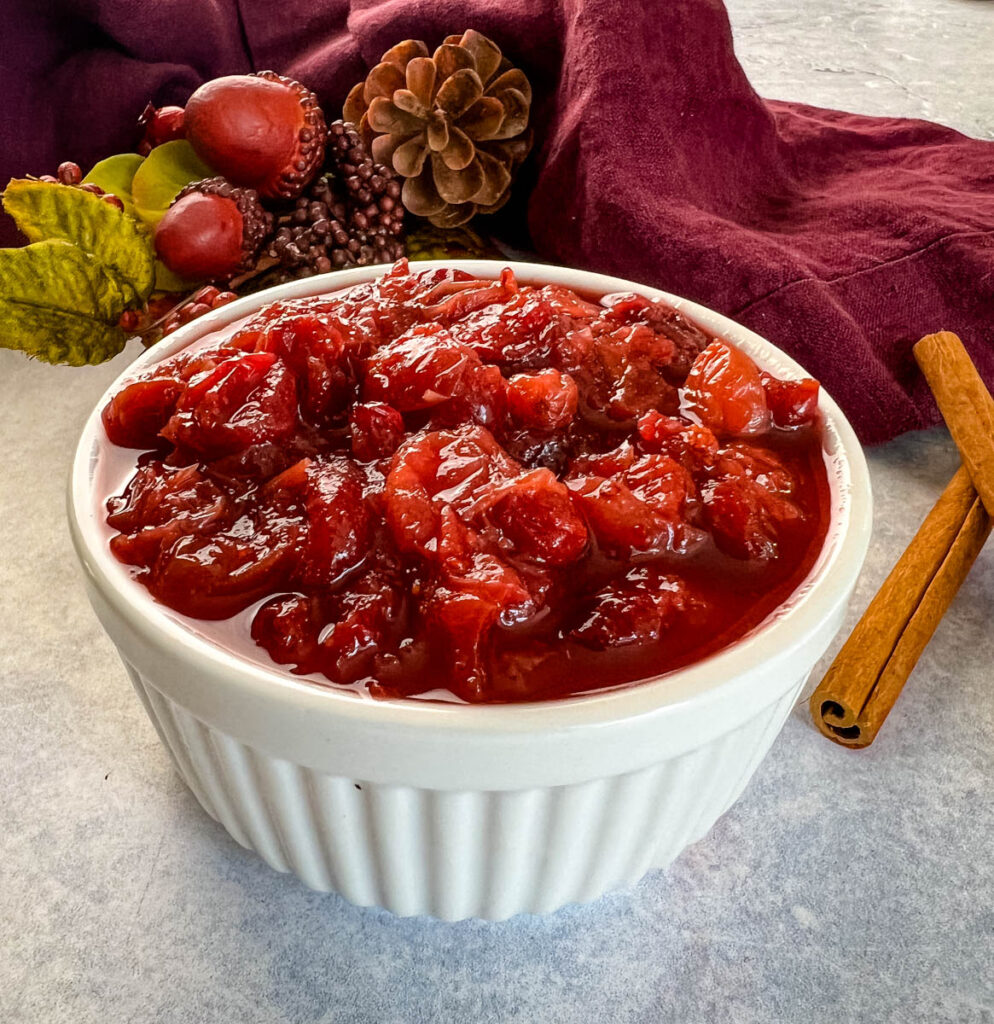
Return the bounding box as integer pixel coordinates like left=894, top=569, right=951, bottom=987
left=154, top=177, right=273, bottom=282
left=184, top=71, right=327, bottom=199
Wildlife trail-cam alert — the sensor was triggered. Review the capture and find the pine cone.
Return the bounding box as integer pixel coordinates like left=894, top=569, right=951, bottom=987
left=343, top=30, right=533, bottom=228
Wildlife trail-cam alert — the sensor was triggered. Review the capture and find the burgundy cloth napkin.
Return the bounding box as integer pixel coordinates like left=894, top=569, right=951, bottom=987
left=3, top=0, right=993, bottom=443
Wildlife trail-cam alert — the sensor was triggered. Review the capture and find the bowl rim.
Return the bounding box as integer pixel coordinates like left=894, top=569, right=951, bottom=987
left=68, top=259, right=872, bottom=736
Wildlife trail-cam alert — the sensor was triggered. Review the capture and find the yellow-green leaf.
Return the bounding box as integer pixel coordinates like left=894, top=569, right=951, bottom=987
left=82, top=153, right=145, bottom=218
left=0, top=300, right=126, bottom=365
left=0, top=240, right=128, bottom=364
left=2, top=179, right=155, bottom=304
left=0, top=239, right=127, bottom=318
left=131, top=140, right=214, bottom=230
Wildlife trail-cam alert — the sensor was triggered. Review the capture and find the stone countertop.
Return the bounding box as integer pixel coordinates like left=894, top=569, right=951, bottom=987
left=2, top=2, right=992, bottom=1021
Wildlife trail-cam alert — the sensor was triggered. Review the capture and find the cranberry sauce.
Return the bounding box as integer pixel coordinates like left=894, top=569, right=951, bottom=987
left=100, top=261, right=830, bottom=703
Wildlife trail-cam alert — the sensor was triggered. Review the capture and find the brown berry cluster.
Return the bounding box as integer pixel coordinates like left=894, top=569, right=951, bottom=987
left=268, top=120, right=405, bottom=280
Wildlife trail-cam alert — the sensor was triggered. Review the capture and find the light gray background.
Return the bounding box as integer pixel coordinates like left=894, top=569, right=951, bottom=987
left=2, top=1, right=992, bottom=1021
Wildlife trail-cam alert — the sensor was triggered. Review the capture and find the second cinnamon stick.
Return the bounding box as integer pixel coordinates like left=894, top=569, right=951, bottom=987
left=810, top=466, right=991, bottom=746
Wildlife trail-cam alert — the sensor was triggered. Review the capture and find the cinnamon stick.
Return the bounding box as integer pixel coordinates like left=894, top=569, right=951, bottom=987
left=810, top=466, right=990, bottom=746
left=810, top=331, right=994, bottom=747
left=914, top=331, right=994, bottom=517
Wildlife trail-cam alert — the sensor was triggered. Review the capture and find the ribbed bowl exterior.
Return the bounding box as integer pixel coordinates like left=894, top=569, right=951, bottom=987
left=126, top=660, right=802, bottom=920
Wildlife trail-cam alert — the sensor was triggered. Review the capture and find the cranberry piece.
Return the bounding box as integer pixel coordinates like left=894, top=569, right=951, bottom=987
left=625, top=453, right=698, bottom=522
left=568, top=475, right=693, bottom=557
left=316, top=565, right=406, bottom=682
left=608, top=358, right=680, bottom=421
left=417, top=267, right=518, bottom=323
left=600, top=293, right=711, bottom=380
left=571, top=567, right=703, bottom=650
left=572, top=321, right=681, bottom=427
left=107, top=462, right=233, bottom=566
left=385, top=425, right=517, bottom=558
left=385, top=425, right=586, bottom=567
left=714, top=443, right=798, bottom=494
left=350, top=402, right=405, bottom=461
left=702, top=478, right=793, bottom=560
left=423, top=551, right=535, bottom=701
left=569, top=440, right=637, bottom=478
left=102, top=377, right=183, bottom=449
left=169, top=343, right=244, bottom=381
left=364, top=326, right=468, bottom=411
left=506, top=369, right=578, bottom=432
left=363, top=324, right=503, bottom=428
left=148, top=511, right=298, bottom=619
left=683, top=341, right=771, bottom=438
left=761, top=373, right=820, bottom=428
left=260, top=456, right=312, bottom=503
left=637, top=410, right=719, bottom=471
left=297, top=458, right=372, bottom=586
left=259, top=313, right=354, bottom=422
left=424, top=586, right=496, bottom=700
left=162, top=352, right=298, bottom=458
left=451, top=285, right=599, bottom=370
left=253, top=569, right=405, bottom=683
left=432, top=510, right=537, bottom=615
left=251, top=594, right=322, bottom=671
left=490, top=469, right=588, bottom=566
left=207, top=442, right=295, bottom=485
left=567, top=448, right=704, bottom=557
left=700, top=446, right=803, bottom=560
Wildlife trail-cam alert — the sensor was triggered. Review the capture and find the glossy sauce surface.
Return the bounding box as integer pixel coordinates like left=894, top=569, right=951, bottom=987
left=101, top=261, right=830, bottom=703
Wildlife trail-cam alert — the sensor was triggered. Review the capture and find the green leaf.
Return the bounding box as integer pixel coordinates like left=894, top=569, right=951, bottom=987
left=131, top=140, right=214, bottom=230
left=0, top=241, right=127, bottom=364
left=82, top=153, right=145, bottom=218
left=2, top=179, right=155, bottom=305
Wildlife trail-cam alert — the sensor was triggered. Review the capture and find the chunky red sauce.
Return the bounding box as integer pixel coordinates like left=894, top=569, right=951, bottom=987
left=101, top=261, right=830, bottom=703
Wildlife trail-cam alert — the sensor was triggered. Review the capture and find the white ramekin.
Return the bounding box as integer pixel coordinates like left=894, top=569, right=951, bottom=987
left=68, top=260, right=871, bottom=920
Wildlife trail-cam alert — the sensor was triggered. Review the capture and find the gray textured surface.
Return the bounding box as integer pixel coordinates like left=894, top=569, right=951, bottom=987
left=2, top=2, right=994, bottom=1021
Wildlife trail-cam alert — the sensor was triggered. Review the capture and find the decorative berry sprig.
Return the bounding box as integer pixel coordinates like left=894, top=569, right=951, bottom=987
left=38, top=161, right=126, bottom=211
left=1, top=32, right=527, bottom=366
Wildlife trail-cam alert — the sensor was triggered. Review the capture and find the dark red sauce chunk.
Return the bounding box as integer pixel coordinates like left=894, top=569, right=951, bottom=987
left=102, top=261, right=830, bottom=703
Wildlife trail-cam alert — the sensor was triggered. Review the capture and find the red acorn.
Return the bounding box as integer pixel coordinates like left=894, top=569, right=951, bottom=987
left=137, top=103, right=186, bottom=156
left=184, top=71, right=327, bottom=199
left=154, top=177, right=273, bottom=282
